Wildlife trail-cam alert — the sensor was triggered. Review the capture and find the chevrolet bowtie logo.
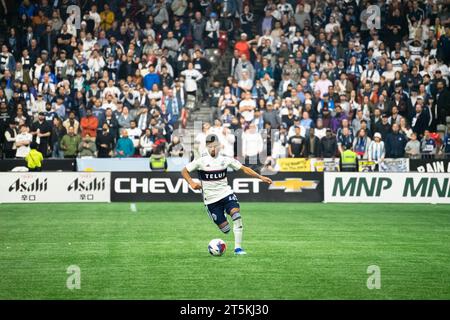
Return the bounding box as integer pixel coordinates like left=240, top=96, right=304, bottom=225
left=269, top=179, right=319, bottom=192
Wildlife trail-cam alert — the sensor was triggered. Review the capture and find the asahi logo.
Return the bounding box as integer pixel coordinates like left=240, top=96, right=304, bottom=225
left=67, top=177, right=106, bottom=192
left=9, top=178, right=48, bottom=192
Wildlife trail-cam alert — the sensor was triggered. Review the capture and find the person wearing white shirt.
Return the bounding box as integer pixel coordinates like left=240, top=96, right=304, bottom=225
left=314, top=72, right=333, bottom=98
left=220, top=126, right=236, bottom=158
left=82, top=33, right=97, bottom=55
left=103, top=81, right=121, bottom=98
left=325, top=16, right=340, bottom=34
left=87, top=50, right=105, bottom=76
left=30, top=58, right=45, bottom=81
left=279, top=98, right=300, bottom=117
left=382, top=63, right=396, bottom=83
left=277, top=0, right=294, bottom=18
left=139, top=128, right=154, bottom=157
left=242, top=123, right=264, bottom=167
left=126, top=120, right=142, bottom=149
left=181, top=62, right=203, bottom=94
left=314, top=119, right=327, bottom=140
left=361, top=61, right=380, bottom=85
left=86, top=5, right=101, bottom=30
left=237, top=70, right=253, bottom=92
left=367, top=132, right=385, bottom=165
left=155, top=58, right=175, bottom=78
left=195, top=122, right=211, bottom=156
left=238, top=92, right=256, bottom=123
left=101, top=95, right=117, bottom=112
left=15, top=124, right=33, bottom=158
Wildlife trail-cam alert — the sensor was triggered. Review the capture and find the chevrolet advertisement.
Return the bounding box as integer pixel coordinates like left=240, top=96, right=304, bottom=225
left=111, top=172, right=324, bottom=202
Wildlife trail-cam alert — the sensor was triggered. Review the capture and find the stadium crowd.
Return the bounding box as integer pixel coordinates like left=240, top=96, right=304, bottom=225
left=0, top=0, right=450, bottom=165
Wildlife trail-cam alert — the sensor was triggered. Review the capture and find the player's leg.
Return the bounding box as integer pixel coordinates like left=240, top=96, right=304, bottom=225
left=225, top=195, right=246, bottom=255
left=206, top=201, right=230, bottom=234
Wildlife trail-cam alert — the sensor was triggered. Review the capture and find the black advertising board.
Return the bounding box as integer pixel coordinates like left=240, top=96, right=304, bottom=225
left=0, top=159, right=76, bottom=171
left=111, top=172, right=324, bottom=202
left=409, top=159, right=450, bottom=172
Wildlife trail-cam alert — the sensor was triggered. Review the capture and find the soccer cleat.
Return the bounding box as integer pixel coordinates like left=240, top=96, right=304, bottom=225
left=234, top=248, right=247, bottom=255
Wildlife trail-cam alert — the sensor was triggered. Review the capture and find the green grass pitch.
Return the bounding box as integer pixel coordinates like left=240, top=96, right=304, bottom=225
left=0, top=202, right=449, bottom=299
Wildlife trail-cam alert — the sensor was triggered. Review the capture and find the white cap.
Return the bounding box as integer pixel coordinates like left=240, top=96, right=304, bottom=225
left=374, top=132, right=382, bottom=139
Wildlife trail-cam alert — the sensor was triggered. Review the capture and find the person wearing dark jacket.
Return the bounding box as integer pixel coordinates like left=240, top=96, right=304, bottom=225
left=374, top=114, right=392, bottom=140
left=320, top=129, right=337, bottom=157
left=412, top=102, right=431, bottom=138
left=96, top=123, right=115, bottom=158
left=303, top=127, right=321, bottom=157
left=434, top=80, right=450, bottom=127
left=385, top=123, right=407, bottom=158
left=3, top=120, right=18, bottom=158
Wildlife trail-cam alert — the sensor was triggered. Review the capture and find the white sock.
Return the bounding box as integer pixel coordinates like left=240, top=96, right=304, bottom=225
left=233, top=218, right=243, bottom=249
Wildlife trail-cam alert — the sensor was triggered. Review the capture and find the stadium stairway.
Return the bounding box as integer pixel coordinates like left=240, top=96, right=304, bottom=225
left=180, top=47, right=232, bottom=153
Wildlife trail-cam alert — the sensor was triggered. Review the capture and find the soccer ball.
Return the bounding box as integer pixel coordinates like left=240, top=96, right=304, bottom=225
left=208, top=239, right=227, bottom=256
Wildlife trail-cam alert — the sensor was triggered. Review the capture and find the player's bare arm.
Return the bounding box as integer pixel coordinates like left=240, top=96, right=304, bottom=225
left=181, top=167, right=202, bottom=190
left=240, top=165, right=273, bottom=185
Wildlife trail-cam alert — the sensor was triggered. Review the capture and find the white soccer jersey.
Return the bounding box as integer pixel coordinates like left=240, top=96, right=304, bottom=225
left=185, top=154, right=243, bottom=205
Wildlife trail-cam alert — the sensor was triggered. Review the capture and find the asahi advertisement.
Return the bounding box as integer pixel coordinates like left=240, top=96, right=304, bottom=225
left=0, top=172, right=110, bottom=203
left=111, top=172, right=324, bottom=202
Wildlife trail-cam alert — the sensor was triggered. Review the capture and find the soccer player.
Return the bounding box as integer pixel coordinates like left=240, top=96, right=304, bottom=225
left=181, top=134, right=273, bottom=255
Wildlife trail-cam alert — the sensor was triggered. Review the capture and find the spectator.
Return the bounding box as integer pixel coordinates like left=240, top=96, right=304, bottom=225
left=144, top=65, right=161, bottom=91
left=3, top=120, right=18, bottom=158
left=15, top=124, right=32, bottom=158
left=51, top=117, right=66, bottom=158
left=30, top=112, right=52, bottom=157
left=117, top=106, right=134, bottom=130
left=434, top=79, right=450, bottom=126
left=385, top=123, right=408, bottom=158
left=303, top=127, right=321, bottom=158
left=60, top=126, right=81, bottom=158
left=337, top=127, right=354, bottom=154
left=367, top=132, right=386, bottom=166
left=235, top=33, right=251, bottom=61
left=78, top=133, right=97, bottom=158
left=421, top=130, right=437, bottom=157
left=96, top=123, right=114, bottom=158
left=80, top=108, right=98, bottom=138
left=405, top=132, right=421, bottom=158
left=288, top=126, right=304, bottom=158
left=181, top=62, right=203, bottom=100
left=168, top=136, right=184, bottom=157
left=353, top=129, right=371, bottom=159
left=115, top=129, right=134, bottom=158
left=126, top=120, right=142, bottom=152
left=412, top=101, right=431, bottom=138
left=374, top=114, right=392, bottom=141
left=242, top=122, right=263, bottom=168
left=63, top=111, right=80, bottom=134
left=140, top=128, right=154, bottom=157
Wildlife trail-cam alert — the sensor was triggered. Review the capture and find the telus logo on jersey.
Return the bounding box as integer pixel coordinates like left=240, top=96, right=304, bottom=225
left=67, top=177, right=106, bottom=192
left=8, top=178, right=48, bottom=192
left=198, top=169, right=227, bottom=181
